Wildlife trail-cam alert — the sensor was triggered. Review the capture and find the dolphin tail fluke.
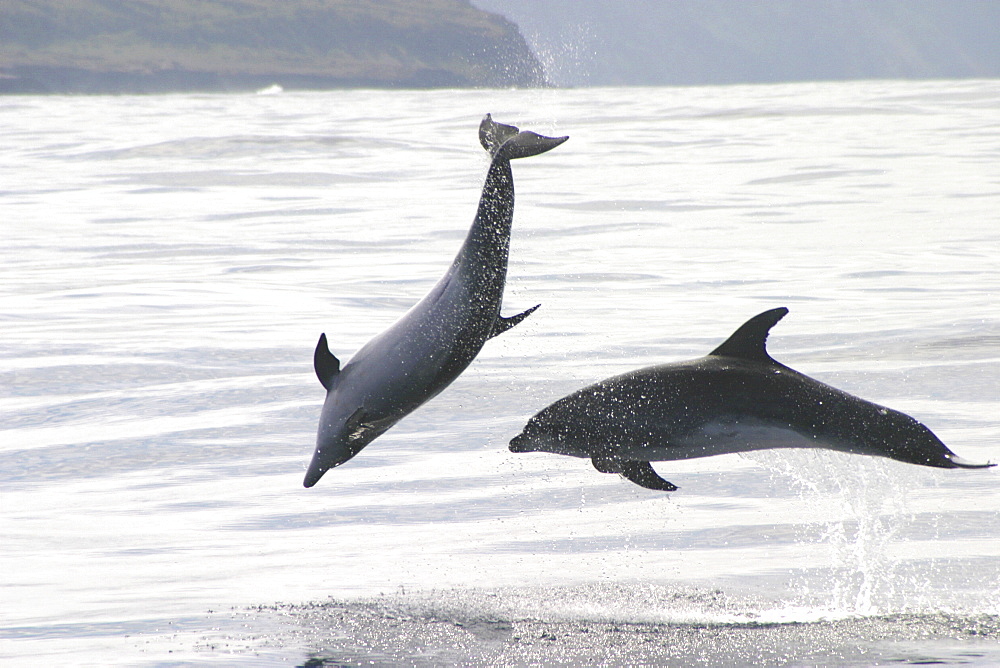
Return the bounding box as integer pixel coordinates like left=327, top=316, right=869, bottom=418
left=944, top=453, right=996, bottom=469
left=479, top=113, right=568, bottom=161
left=489, top=304, right=540, bottom=338
left=479, top=114, right=520, bottom=152
left=593, top=457, right=678, bottom=492
left=314, top=333, right=341, bottom=391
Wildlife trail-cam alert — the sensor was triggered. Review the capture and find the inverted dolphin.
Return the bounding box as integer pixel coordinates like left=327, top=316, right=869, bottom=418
left=305, top=115, right=567, bottom=488
left=509, top=307, right=994, bottom=491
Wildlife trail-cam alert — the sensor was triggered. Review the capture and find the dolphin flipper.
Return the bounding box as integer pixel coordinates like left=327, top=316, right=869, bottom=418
left=592, top=457, right=678, bottom=492
left=479, top=114, right=568, bottom=161
left=314, top=333, right=341, bottom=391
left=619, top=461, right=679, bottom=491
left=489, top=304, right=540, bottom=338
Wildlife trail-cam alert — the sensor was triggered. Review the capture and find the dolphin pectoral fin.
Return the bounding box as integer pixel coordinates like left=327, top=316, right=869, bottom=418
left=592, top=457, right=621, bottom=474
left=592, top=458, right=678, bottom=491
left=313, top=333, right=341, bottom=391
left=619, top=461, right=678, bottom=492
left=490, top=304, right=540, bottom=338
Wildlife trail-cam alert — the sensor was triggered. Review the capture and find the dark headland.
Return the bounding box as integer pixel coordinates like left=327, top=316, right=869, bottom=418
left=0, top=0, right=544, bottom=94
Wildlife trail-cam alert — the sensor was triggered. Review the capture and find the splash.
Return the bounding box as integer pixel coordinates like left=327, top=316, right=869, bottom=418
left=239, top=585, right=1000, bottom=666
left=743, top=449, right=941, bottom=616
left=524, top=23, right=599, bottom=87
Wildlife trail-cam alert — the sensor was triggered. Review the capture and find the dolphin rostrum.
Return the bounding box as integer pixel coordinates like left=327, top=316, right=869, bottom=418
left=305, top=115, right=567, bottom=488
left=509, top=307, right=994, bottom=491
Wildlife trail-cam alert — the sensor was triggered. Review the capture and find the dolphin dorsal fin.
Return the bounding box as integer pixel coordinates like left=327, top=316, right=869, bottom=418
left=313, top=333, right=341, bottom=391
left=708, top=307, right=789, bottom=363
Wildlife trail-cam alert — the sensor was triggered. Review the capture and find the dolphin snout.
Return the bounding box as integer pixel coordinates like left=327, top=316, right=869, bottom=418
left=509, top=432, right=533, bottom=453
left=305, top=401, right=392, bottom=487
left=303, top=458, right=328, bottom=488
left=304, top=432, right=369, bottom=488
left=509, top=424, right=574, bottom=455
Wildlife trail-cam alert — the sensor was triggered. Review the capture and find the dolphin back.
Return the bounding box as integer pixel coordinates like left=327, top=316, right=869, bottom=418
left=479, top=113, right=568, bottom=161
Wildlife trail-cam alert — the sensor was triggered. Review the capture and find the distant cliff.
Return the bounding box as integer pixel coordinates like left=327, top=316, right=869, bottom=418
left=0, top=0, right=545, bottom=93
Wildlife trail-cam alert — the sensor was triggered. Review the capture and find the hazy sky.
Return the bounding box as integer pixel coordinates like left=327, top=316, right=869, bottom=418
left=472, top=0, right=1000, bottom=86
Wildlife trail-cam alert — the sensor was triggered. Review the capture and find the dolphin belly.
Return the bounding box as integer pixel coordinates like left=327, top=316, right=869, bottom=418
left=617, top=418, right=826, bottom=461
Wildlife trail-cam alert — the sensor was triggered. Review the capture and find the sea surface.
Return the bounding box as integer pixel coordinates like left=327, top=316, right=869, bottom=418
left=1, top=81, right=998, bottom=666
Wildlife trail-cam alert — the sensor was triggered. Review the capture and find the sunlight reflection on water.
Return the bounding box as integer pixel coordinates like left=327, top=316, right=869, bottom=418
left=1, top=81, right=998, bottom=664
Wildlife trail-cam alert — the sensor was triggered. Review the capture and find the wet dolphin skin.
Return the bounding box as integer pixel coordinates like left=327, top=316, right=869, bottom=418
left=510, top=308, right=994, bottom=491
left=306, top=116, right=567, bottom=487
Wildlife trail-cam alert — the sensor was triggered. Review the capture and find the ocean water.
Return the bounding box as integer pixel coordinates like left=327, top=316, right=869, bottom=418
left=1, top=81, right=998, bottom=666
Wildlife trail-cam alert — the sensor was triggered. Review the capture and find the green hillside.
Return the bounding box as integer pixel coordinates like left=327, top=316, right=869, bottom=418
left=0, top=0, right=544, bottom=92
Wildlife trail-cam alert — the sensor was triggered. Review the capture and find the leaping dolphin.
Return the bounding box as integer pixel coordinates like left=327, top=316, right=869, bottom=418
left=509, top=307, right=994, bottom=491
left=305, top=115, right=567, bottom=488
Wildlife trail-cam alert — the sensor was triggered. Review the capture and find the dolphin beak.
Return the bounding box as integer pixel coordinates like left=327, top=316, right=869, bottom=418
left=303, top=440, right=360, bottom=488
left=304, top=400, right=366, bottom=487
left=944, top=453, right=996, bottom=469
left=305, top=405, right=386, bottom=487
left=509, top=432, right=533, bottom=453
left=303, top=458, right=328, bottom=488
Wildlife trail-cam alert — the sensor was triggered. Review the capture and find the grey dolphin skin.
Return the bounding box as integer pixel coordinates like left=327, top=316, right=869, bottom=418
left=305, top=115, right=567, bottom=488
left=510, top=307, right=994, bottom=491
